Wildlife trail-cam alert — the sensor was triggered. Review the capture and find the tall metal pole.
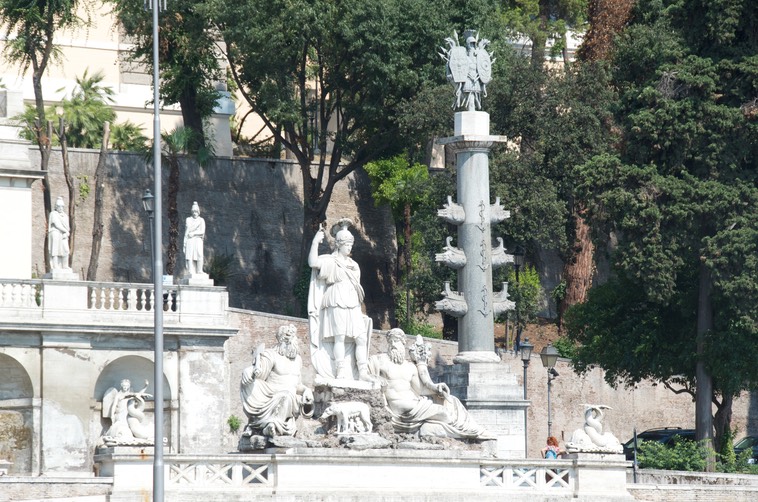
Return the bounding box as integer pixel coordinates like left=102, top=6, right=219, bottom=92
left=522, top=359, right=528, bottom=455
left=547, top=370, right=553, bottom=438
left=151, top=0, right=164, bottom=500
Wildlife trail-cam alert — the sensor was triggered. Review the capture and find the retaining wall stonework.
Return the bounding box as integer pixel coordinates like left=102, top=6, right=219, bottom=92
left=28, top=148, right=396, bottom=324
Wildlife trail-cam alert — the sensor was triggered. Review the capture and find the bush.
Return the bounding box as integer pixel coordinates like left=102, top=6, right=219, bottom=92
left=637, top=437, right=711, bottom=471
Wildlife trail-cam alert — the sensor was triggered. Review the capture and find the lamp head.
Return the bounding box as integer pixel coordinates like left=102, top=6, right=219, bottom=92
left=142, top=189, right=155, bottom=215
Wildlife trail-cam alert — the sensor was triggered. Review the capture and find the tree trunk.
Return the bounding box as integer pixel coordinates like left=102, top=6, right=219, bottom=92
left=530, top=1, right=550, bottom=67
left=558, top=207, right=595, bottom=330
left=87, top=122, right=110, bottom=281
left=166, top=156, right=181, bottom=276
left=713, top=394, right=733, bottom=454
left=696, top=262, right=715, bottom=471
left=57, top=118, right=76, bottom=269
left=178, top=89, right=206, bottom=150
left=35, top=117, right=53, bottom=272
left=403, top=202, right=412, bottom=325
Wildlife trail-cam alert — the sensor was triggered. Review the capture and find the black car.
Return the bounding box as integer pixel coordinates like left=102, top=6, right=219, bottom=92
left=734, top=435, right=758, bottom=464
left=623, top=427, right=697, bottom=461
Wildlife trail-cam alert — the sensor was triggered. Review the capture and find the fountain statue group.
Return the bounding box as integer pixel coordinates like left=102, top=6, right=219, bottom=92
left=236, top=218, right=493, bottom=447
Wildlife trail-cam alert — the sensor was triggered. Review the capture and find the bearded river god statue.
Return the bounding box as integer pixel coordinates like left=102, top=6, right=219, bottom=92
left=368, top=329, right=493, bottom=440
left=240, top=324, right=314, bottom=439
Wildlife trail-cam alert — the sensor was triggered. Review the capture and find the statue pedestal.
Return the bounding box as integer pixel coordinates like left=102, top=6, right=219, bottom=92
left=312, top=384, right=384, bottom=420
left=179, top=273, right=214, bottom=286
left=564, top=452, right=634, bottom=500
left=44, top=268, right=80, bottom=281
left=441, top=360, right=528, bottom=459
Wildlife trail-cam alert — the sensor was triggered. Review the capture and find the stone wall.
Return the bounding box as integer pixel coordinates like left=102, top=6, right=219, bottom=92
left=28, top=148, right=396, bottom=325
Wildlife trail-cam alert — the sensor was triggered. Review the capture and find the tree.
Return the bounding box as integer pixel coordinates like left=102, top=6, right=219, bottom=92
left=365, top=154, right=431, bottom=325
left=58, top=69, right=116, bottom=148
left=567, top=0, right=758, bottom=466
left=207, top=0, right=455, bottom=271
left=488, top=42, right=618, bottom=323
left=500, top=0, right=588, bottom=66
left=0, top=0, right=85, bottom=270
left=108, top=0, right=223, bottom=148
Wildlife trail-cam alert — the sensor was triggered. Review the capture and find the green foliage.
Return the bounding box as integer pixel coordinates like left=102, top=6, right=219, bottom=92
left=226, top=415, right=242, bottom=434
left=393, top=289, right=442, bottom=340
left=637, top=437, right=710, bottom=471
left=76, top=175, right=90, bottom=204
left=58, top=69, right=116, bottom=149
left=109, top=0, right=223, bottom=144
left=364, top=155, right=430, bottom=221
left=566, top=0, right=758, bottom=452
left=552, top=335, right=577, bottom=360
left=206, top=253, right=236, bottom=287
left=499, top=0, right=588, bottom=64
left=504, top=265, right=544, bottom=328
left=110, top=121, right=148, bottom=152
left=718, top=427, right=736, bottom=471
left=0, top=0, right=86, bottom=135
left=292, top=265, right=312, bottom=319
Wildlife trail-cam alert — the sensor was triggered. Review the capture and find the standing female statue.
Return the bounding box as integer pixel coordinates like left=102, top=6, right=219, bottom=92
left=307, top=218, right=372, bottom=383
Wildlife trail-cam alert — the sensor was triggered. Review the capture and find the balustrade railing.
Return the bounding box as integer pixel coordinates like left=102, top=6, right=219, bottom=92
left=157, top=457, right=574, bottom=493
left=0, top=280, right=43, bottom=308
left=87, top=283, right=179, bottom=312
left=480, top=460, right=573, bottom=491
left=168, top=460, right=272, bottom=487
left=0, top=279, right=224, bottom=322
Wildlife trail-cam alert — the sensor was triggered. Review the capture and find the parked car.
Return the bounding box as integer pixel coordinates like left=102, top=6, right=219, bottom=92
left=733, top=435, right=758, bottom=464
left=623, top=427, right=697, bottom=461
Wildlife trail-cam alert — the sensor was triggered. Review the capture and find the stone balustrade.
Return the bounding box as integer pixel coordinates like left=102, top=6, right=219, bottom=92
left=0, top=278, right=228, bottom=327
left=93, top=448, right=640, bottom=501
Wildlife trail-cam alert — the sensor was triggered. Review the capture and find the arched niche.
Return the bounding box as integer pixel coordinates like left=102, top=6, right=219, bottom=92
left=93, top=355, right=172, bottom=444
left=0, top=354, right=34, bottom=474
left=0, top=354, right=33, bottom=400
left=94, top=355, right=171, bottom=401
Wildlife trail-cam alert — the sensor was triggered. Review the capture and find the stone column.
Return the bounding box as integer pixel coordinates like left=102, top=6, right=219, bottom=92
left=437, top=111, right=508, bottom=363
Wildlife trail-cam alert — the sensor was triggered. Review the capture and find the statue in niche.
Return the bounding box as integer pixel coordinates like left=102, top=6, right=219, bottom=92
left=368, top=329, right=492, bottom=440
left=183, top=201, right=205, bottom=275
left=101, top=378, right=153, bottom=445
left=440, top=30, right=494, bottom=111
left=240, top=324, right=314, bottom=438
left=48, top=196, right=71, bottom=270
left=307, top=218, right=373, bottom=383
left=566, top=404, right=623, bottom=453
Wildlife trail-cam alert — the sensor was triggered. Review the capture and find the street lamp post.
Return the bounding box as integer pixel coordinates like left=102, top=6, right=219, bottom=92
left=519, top=338, right=534, bottom=456
left=147, top=1, right=165, bottom=500
left=142, top=190, right=155, bottom=267
left=512, top=246, right=525, bottom=352
left=540, top=343, right=560, bottom=438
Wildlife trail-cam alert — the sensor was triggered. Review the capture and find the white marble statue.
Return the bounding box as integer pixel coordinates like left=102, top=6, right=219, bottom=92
left=440, top=30, right=494, bottom=111
left=183, top=201, right=205, bottom=275
left=320, top=401, right=373, bottom=434
left=240, top=324, right=314, bottom=438
left=101, top=378, right=153, bottom=445
left=566, top=404, right=623, bottom=453
left=48, top=196, right=71, bottom=270
left=307, top=218, right=373, bottom=383
left=368, top=329, right=492, bottom=440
